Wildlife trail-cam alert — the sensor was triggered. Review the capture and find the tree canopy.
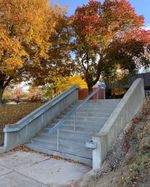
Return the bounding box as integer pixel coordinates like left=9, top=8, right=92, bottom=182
left=71, top=0, right=150, bottom=91
left=0, top=0, right=149, bottom=103
left=0, top=0, right=72, bottom=103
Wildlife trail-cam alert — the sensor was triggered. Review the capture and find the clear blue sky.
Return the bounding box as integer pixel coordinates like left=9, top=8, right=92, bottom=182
left=50, top=0, right=150, bottom=28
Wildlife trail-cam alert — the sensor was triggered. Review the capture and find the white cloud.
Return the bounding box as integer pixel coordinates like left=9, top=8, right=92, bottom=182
left=142, top=24, right=150, bottom=30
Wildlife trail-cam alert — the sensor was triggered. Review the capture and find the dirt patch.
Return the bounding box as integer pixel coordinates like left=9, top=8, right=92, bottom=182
left=77, top=99, right=150, bottom=187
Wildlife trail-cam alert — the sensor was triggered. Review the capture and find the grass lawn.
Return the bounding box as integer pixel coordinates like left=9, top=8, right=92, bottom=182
left=0, top=102, right=43, bottom=128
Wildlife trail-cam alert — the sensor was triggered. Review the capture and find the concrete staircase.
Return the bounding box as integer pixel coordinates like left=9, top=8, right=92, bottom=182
left=26, top=99, right=120, bottom=166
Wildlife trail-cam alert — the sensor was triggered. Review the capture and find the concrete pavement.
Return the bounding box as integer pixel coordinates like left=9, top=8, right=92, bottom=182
left=0, top=151, right=90, bottom=187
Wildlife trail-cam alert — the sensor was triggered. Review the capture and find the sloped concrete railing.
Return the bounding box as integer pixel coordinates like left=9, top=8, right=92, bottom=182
left=92, top=78, right=145, bottom=169
left=0, top=86, right=79, bottom=152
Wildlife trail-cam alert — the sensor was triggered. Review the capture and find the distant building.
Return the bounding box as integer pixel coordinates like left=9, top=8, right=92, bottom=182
left=129, top=72, right=150, bottom=90
left=106, top=72, right=150, bottom=98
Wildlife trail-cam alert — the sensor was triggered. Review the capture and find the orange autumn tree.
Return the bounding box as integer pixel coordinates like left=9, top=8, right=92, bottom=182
left=71, top=0, right=150, bottom=92
left=0, top=0, right=59, bottom=104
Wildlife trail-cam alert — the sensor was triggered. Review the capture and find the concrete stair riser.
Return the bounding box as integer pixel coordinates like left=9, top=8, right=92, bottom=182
left=26, top=143, right=92, bottom=165
left=77, top=106, right=115, bottom=111
left=33, top=130, right=96, bottom=143
left=55, top=123, right=104, bottom=130
left=31, top=137, right=91, bottom=149
left=28, top=140, right=92, bottom=159
left=68, top=112, right=112, bottom=118
left=63, top=115, right=110, bottom=124
left=50, top=117, right=108, bottom=129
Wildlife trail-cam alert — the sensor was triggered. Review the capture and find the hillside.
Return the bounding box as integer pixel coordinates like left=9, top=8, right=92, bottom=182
left=77, top=99, right=150, bottom=187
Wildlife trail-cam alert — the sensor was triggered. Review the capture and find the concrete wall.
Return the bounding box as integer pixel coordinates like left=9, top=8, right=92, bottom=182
left=92, top=78, right=145, bottom=169
left=78, top=88, right=105, bottom=100
left=1, top=86, right=79, bottom=152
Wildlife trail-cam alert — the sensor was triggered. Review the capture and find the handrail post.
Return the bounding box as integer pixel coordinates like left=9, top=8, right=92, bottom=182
left=56, top=128, right=60, bottom=151
left=74, top=111, right=76, bottom=131
left=97, top=89, right=99, bottom=101
left=86, top=102, right=88, bottom=118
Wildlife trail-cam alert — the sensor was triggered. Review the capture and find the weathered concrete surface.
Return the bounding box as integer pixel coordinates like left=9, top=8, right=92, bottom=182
left=0, top=165, right=12, bottom=176
left=93, top=78, right=145, bottom=169
left=26, top=99, right=120, bottom=166
left=0, top=151, right=90, bottom=187
left=1, top=86, right=79, bottom=153
left=0, top=172, right=46, bottom=187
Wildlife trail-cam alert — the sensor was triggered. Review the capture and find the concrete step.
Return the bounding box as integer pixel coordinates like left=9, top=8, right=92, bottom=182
left=35, top=128, right=95, bottom=146
left=87, top=99, right=120, bottom=103
left=85, top=100, right=120, bottom=106
left=28, top=139, right=92, bottom=159
left=32, top=134, right=90, bottom=145
left=50, top=100, right=117, bottom=126
left=64, top=114, right=110, bottom=124
left=56, top=120, right=104, bottom=128
left=40, top=126, right=100, bottom=139
left=77, top=106, right=116, bottom=111
left=60, top=124, right=102, bottom=132
left=26, top=143, right=92, bottom=166
left=76, top=106, right=114, bottom=110
left=79, top=107, right=116, bottom=112
left=84, top=101, right=120, bottom=108
left=32, top=135, right=90, bottom=149
left=69, top=112, right=112, bottom=118
left=44, top=128, right=95, bottom=138
left=47, top=116, right=108, bottom=130
left=25, top=99, right=120, bottom=166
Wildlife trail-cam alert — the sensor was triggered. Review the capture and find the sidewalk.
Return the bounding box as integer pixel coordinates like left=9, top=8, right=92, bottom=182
left=0, top=151, right=90, bottom=187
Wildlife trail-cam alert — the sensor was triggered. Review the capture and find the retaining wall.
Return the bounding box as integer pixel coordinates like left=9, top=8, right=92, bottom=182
left=92, top=78, right=145, bottom=169
left=78, top=88, right=105, bottom=100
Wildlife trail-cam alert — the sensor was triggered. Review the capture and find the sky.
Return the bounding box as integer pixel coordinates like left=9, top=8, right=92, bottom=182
left=50, top=0, right=150, bottom=29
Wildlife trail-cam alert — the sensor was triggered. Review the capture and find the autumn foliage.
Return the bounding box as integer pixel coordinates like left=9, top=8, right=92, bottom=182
left=0, top=0, right=149, bottom=102
left=0, top=0, right=69, bottom=103
left=0, top=0, right=54, bottom=71
left=71, top=0, right=150, bottom=91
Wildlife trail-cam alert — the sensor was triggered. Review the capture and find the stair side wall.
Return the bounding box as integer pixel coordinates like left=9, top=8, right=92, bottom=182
left=1, top=86, right=79, bottom=152
left=93, top=78, right=145, bottom=169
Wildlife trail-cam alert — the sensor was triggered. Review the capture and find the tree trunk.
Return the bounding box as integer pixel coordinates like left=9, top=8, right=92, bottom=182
left=88, top=85, right=93, bottom=95
left=0, top=76, right=12, bottom=105
left=0, top=85, right=4, bottom=105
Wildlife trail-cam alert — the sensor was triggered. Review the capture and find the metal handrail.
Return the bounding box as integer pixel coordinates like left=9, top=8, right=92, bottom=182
left=0, top=124, right=4, bottom=146
left=48, top=87, right=101, bottom=134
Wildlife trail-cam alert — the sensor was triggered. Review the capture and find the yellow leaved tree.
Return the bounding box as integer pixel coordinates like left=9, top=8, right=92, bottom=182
left=54, top=75, right=87, bottom=94
left=0, top=0, right=59, bottom=104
